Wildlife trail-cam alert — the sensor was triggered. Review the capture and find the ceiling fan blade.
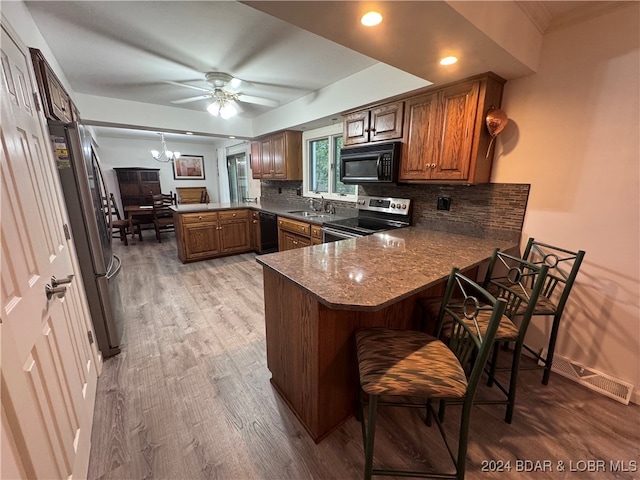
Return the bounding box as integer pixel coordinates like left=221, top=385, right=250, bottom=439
left=171, top=95, right=211, bottom=104
left=237, top=94, right=279, bottom=108
left=165, top=80, right=211, bottom=93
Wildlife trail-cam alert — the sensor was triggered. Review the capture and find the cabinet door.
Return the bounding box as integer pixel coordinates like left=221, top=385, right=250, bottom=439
left=45, top=67, right=72, bottom=122
left=399, top=92, right=439, bottom=181
left=138, top=170, right=161, bottom=204
left=251, top=211, right=261, bottom=252
left=250, top=141, right=262, bottom=178
left=219, top=219, right=250, bottom=253
left=343, top=110, right=370, bottom=145
left=370, top=101, right=403, bottom=142
left=261, top=138, right=273, bottom=178
left=271, top=133, right=287, bottom=179
left=431, top=81, right=480, bottom=181
left=280, top=231, right=311, bottom=251
left=183, top=223, right=220, bottom=260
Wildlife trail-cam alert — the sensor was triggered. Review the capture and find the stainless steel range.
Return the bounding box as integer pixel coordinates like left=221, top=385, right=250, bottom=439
left=322, top=195, right=412, bottom=242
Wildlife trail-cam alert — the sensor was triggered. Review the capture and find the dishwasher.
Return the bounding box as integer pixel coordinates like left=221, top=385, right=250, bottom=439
left=259, top=211, right=278, bottom=253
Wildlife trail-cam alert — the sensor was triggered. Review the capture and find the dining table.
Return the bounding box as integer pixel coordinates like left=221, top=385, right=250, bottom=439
left=123, top=205, right=154, bottom=244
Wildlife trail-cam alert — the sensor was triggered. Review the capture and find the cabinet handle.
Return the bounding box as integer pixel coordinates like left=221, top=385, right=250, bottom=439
left=232, top=213, right=236, bottom=217
left=431, top=163, right=437, bottom=169
left=198, top=215, right=202, bottom=220
left=253, top=220, right=257, bottom=224
left=301, top=227, right=305, bottom=231
left=293, top=241, right=298, bottom=245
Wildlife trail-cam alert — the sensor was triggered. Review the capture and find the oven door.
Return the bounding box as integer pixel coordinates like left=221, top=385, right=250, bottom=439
left=322, top=226, right=364, bottom=243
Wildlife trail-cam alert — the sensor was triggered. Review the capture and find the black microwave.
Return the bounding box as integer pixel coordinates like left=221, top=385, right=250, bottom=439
left=340, top=141, right=401, bottom=184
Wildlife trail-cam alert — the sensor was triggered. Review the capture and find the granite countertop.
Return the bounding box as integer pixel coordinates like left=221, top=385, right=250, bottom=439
left=171, top=202, right=351, bottom=225
left=256, top=228, right=517, bottom=311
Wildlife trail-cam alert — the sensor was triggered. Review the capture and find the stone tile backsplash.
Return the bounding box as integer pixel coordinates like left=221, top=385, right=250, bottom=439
left=261, top=180, right=529, bottom=242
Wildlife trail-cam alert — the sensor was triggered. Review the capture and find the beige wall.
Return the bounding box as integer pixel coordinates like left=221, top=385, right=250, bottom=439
left=493, top=4, right=640, bottom=400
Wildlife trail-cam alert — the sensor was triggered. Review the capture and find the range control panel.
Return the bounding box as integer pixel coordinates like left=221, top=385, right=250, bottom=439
left=356, top=196, right=411, bottom=215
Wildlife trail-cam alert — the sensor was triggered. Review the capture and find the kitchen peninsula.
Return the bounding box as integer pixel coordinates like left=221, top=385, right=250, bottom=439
left=256, top=228, right=516, bottom=442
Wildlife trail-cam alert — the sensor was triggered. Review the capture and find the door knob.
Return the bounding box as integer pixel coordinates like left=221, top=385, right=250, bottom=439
left=46, top=284, right=67, bottom=300
left=51, top=274, right=74, bottom=287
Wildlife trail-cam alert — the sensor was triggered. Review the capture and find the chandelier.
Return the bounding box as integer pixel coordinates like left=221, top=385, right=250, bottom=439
left=206, top=89, right=238, bottom=119
left=151, top=133, right=180, bottom=162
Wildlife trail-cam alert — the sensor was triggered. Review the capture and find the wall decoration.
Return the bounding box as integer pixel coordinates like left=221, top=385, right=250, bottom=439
left=173, top=155, right=205, bottom=180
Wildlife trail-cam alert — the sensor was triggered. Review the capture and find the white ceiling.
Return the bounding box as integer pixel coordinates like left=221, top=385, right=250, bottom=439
left=24, top=0, right=629, bottom=145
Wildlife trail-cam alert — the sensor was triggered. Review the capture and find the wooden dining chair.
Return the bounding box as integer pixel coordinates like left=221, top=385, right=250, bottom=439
left=104, top=193, right=141, bottom=246
left=152, top=192, right=176, bottom=242
left=355, top=267, right=507, bottom=480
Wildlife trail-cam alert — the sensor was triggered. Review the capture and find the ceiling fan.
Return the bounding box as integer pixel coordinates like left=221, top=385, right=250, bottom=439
left=167, top=72, right=280, bottom=118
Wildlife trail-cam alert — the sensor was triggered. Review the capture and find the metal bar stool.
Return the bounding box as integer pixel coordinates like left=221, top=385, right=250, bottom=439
left=355, top=268, right=507, bottom=480
left=517, top=238, right=585, bottom=384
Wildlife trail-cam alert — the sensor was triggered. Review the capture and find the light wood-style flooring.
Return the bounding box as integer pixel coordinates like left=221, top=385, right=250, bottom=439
left=88, top=234, right=640, bottom=480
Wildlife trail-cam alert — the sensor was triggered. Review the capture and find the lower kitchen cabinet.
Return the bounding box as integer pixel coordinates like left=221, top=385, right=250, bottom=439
left=311, top=225, right=323, bottom=245
left=278, top=216, right=313, bottom=251
left=175, top=210, right=251, bottom=262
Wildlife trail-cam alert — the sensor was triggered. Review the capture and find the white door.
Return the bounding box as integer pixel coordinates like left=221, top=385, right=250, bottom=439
left=1, top=21, right=100, bottom=479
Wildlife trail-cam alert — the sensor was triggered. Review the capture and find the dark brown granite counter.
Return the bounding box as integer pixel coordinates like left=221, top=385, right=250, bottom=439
left=258, top=226, right=517, bottom=442
left=257, top=227, right=516, bottom=311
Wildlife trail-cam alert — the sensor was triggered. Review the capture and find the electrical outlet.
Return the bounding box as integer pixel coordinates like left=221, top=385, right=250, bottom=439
left=437, top=196, right=451, bottom=211
left=296, top=187, right=302, bottom=196
left=278, top=187, right=282, bottom=194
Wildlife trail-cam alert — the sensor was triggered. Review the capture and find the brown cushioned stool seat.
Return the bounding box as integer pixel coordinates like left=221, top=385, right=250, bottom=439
left=356, top=328, right=467, bottom=398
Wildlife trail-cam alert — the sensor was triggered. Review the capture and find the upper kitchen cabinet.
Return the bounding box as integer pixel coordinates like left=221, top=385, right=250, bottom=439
left=399, top=73, right=506, bottom=184
left=251, top=130, right=302, bottom=180
left=29, top=48, right=75, bottom=123
left=342, top=100, right=404, bottom=146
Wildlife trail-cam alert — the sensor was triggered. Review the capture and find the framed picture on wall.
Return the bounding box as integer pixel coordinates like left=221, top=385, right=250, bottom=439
left=173, top=155, right=205, bottom=180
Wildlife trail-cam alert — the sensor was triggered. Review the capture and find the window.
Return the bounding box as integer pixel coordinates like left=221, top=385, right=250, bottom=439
left=303, top=124, right=357, bottom=202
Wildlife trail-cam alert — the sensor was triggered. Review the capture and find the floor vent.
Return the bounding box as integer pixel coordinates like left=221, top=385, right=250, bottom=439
left=539, top=349, right=634, bottom=405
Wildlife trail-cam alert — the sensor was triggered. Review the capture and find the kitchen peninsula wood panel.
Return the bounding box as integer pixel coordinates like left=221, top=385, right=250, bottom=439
left=257, top=228, right=516, bottom=441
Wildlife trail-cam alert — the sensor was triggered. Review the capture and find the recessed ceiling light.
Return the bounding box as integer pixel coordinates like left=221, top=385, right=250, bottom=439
left=361, top=11, right=383, bottom=27
left=185, top=131, right=193, bottom=135
left=229, top=136, right=236, bottom=139
left=440, top=56, right=458, bottom=66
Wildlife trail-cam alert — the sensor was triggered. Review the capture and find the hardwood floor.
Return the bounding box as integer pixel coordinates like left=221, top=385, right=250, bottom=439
left=88, top=235, right=639, bottom=480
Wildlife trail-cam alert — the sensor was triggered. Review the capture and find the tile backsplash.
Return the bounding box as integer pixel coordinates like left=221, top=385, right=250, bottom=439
left=261, top=181, right=529, bottom=242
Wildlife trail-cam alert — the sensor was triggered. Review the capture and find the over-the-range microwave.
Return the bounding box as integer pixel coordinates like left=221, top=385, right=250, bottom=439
left=340, top=141, right=401, bottom=184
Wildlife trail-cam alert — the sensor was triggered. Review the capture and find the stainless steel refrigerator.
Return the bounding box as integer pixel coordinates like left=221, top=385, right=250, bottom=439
left=49, top=121, right=124, bottom=358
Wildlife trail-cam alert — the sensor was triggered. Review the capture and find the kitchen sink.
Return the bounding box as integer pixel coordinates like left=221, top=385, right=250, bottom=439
left=287, top=210, right=319, bottom=217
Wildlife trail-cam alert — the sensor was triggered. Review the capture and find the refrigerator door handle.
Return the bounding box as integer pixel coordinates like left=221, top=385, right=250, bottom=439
left=107, top=254, right=122, bottom=280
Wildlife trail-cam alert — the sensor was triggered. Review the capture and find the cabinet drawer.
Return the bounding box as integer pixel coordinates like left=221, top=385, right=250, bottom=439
left=219, top=209, right=249, bottom=221
left=278, top=217, right=310, bottom=236
left=181, top=212, right=218, bottom=224
left=311, top=225, right=323, bottom=239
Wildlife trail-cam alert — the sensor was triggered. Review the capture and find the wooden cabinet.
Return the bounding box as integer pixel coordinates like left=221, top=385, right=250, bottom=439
left=277, top=216, right=313, bottom=251
left=250, top=210, right=261, bottom=252
left=343, top=100, right=404, bottom=146
left=114, top=167, right=161, bottom=207
left=218, top=210, right=251, bottom=254
left=250, top=130, right=302, bottom=180
left=311, top=225, right=323, bottom=245
left=30, top=48, right=74, bottom=123
left=399, top=73, right=505, bottom=184
left=175, top=209, right=251, bottom=262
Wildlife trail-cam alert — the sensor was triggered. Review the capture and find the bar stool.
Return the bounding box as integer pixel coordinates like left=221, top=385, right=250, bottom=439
left=355, top=267, right=507, bottom=480
left=516, top=238, right=585, bottom=384
left=421, top=249, right=549, bottom=423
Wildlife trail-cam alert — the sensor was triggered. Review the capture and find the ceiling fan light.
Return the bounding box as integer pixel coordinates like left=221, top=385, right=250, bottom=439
left=174, top=152, right=181, bottom=159
left=207, top=102, right=221, bottom=116
left=220, top=103, right=238, bottom=119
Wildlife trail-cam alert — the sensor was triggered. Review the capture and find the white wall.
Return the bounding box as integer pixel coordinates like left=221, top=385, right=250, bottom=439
left=493, top=4, right=640, bottom=399
left=95, top=136, right=224, bottom=206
